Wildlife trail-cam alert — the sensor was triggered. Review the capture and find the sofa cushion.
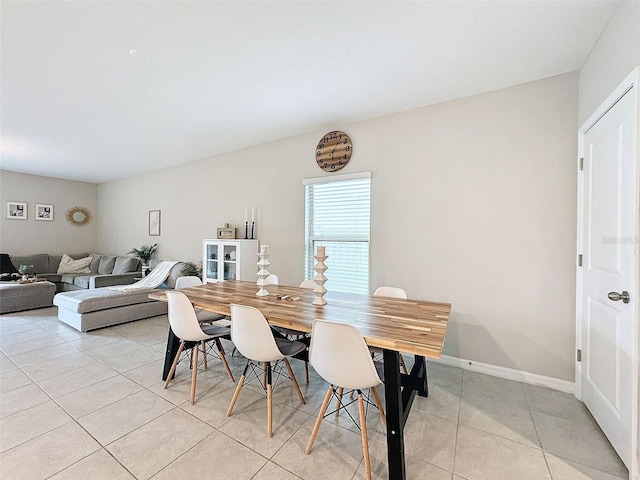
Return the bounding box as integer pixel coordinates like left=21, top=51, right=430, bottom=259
left=11, top=254, right=49, bottom=274
left=37, top=273, right=62, bottom=283
left=113, top=256, right=139, bottom=275
left=89, top=254, right=103, bottom=273
left=73, top=275, right=92, bottom=289
left=49, top=255, right=62, bottom=273
left=98, top=255, right=117, bottom=274
left=60, top=273, right=79, bottom=284
left=57, top=254, right=92, bottom=274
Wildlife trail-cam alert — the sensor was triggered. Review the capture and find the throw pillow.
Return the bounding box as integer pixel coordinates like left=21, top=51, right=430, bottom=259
left=89, top=254, right=103, bottom=273
left=98, top=255, right=117, bottom=274
left=113, top=256, right=138, bottom=275
left=57, top=254, right=92, bottom=274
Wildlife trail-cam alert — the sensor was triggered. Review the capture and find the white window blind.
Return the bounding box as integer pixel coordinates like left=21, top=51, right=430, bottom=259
left=304, top=173, right=371, bottom=294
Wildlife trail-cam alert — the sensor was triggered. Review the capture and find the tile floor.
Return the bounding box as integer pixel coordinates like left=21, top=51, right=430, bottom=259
left=0, top=307, right=628, bottom=480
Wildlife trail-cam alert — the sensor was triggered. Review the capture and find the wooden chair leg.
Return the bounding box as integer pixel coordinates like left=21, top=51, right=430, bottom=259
left=215, top=338, right=235, bottom=382
left=305, top=361, right=309, bottom=384
left=357, top=391, right=372, bottom=480
left=305, top=384, right=333, bottom=454
left=227, top=361, right=250, bottom=416
left=202, top=340, right=208, bottom=370
left=190, top=343, right=199, bottom=404
left=267, top=362, right=273, bottom=437
left=163, top=341, right=185, bottom=389
left=283, top=357, right=305, bottom=405
left=371, top=386, right=386, bottom=426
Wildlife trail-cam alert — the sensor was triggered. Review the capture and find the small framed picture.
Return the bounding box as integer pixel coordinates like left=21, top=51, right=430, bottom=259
left=35, top=204, right=54, bottom=221
left=149, top=210, right=161, bottom=236
left=6, top=201, right=27, bottom=220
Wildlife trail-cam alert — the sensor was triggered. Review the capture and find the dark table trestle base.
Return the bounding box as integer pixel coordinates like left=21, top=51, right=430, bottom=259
left=383, top=350, right=428, bottom=480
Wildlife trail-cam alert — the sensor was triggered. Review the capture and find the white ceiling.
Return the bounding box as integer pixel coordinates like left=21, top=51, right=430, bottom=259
left=0, top=1, right=618, bottom=184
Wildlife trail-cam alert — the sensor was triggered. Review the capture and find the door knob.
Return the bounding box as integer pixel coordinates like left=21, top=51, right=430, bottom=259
left=608, top=291, right=630, bottom=304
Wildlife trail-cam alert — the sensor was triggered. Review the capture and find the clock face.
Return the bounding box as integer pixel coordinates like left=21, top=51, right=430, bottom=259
left=316, top=131, right=352, bottom=172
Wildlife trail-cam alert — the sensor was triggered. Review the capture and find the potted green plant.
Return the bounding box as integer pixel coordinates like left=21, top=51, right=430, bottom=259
left=128, top=243, right=158, bottom=276
left=181, top=261, right=203, bottom=278
left=18, top=264, right=32, bottom=281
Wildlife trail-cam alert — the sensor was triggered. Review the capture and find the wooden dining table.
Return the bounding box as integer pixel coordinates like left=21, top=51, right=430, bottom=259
left=150, top=280, right=450, bottom=480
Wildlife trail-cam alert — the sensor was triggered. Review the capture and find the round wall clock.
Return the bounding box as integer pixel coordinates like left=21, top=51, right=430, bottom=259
left=315, top=131, right=352, bottom=172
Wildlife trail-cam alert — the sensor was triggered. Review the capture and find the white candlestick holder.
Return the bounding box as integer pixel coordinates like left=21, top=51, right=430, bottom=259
left=256, top=252, right=271, bottom=296
left=312, top=252, right=328, bottom=305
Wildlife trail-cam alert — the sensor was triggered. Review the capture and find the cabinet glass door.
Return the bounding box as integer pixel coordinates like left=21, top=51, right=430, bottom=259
left=223, top=244, right=237, bottom=280
left=205, top=244, right=219, bottom=281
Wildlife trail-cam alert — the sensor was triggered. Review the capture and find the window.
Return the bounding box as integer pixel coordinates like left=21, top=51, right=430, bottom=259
left=304, top=172, right=371, bottom=294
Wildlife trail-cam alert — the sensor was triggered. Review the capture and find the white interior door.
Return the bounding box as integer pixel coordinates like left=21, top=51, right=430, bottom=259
left=579, top=81, right=637, bottom=470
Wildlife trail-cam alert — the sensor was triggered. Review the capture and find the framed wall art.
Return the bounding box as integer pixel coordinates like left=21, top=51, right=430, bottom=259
left=6, top=201, right=27, bottom=220
left=35, top=204, right=54, bottom=221
left=149, top=210, right=161, bottom=236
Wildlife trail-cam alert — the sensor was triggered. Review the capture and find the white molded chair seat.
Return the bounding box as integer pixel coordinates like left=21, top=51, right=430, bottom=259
left=163, top=291, right=235, bottom=404
left=226, top=303, right=306, bottom=437
left=175, top=275, right=230, bottom=326
left=305, top=319, right=386, bottom=480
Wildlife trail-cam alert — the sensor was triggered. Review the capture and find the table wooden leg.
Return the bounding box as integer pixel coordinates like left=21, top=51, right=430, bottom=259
left=383, top=349, right=406, bottom=480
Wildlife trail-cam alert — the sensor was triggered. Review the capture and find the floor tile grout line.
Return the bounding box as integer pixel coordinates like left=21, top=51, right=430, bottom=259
left=523, top=383, right=554, bottom=480
left=449, top=363, right=465, bottom=479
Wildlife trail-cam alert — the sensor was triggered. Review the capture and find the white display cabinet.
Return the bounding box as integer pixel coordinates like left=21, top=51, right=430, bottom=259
left=202, top=239, right=258, bottom=283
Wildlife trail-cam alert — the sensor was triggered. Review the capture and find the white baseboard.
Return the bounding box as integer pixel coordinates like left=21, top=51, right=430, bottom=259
left=429, top=354, right=575, bottom=394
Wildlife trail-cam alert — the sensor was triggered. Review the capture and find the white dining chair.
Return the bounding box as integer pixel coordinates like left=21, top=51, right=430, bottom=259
left=271, top=279, right=315, bottom=383
left=373, top=286, right=408, bottom=299
left=175, top=275, right=230, bottom=326
left=305, top=318, right=385, bottom=480
left=372, top=286, right=409, bottom=374
left=226, top=303, right=306, bottom=437
left=163, top=291, right=235, bottom=404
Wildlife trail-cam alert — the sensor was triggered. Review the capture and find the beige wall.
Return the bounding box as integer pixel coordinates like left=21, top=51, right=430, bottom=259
left=578, top=0, right=640, bottom=124
left=0, top=170, right=98, bottom=255
left=99, top=72, right=578, bottom=381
